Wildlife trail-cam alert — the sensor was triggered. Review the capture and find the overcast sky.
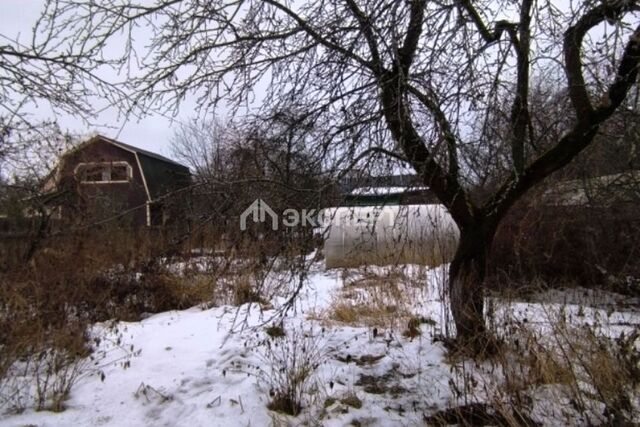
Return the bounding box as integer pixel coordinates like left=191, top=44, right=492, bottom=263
left=2, top=0, right=199, bottom=161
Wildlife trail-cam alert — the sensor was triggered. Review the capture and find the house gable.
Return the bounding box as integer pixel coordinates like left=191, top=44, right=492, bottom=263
left=46, top=134, right=191, bottom=227
left=55, top=137, right=149, bottom=226
left=84, top=135, right=191, bottom=202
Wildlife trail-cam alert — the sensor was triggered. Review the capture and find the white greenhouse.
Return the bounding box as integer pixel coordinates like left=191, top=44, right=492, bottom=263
left=321, top=204, right=459, bottom=268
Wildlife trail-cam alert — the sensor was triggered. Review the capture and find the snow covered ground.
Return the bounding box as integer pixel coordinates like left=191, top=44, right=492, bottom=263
left=1, top=261, right=639, bottom=426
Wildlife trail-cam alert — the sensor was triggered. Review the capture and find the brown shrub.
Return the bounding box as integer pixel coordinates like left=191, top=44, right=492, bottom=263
left=233, top=274, right=263, bottom=306
left=488, top=202, right=640, bottom=294
left=0, top=225, right=213, bottom=412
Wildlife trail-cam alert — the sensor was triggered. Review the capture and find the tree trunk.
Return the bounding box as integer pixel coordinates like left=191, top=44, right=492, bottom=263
left=448, top=223, right=497, bottom=353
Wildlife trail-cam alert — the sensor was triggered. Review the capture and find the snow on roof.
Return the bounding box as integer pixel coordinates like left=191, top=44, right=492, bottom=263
left=349, top=186, right=430, bottom=196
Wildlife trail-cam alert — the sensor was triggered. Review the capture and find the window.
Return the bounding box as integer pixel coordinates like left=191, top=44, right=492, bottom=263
left=110, top=164, right=130, bottom=181
left=75, top=162, right=132, bottom=183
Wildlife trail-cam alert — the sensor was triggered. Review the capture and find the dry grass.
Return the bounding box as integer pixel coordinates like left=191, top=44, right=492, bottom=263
left=330, top=301, right=403, bottom=326
left=340, top=392, right=363, bottom=409
left=136, top=272, right=217, bottom=313
left=444, top=306, right=640, bottom=426
left=325, top=266, right=430, bottom=330
left=402, top=316, right=422, bottom=339
left=265, top=324, right=286, bottom=338
left=232, top=274, right=264, bottom=306
left=0, top=226, right=227, bottom=413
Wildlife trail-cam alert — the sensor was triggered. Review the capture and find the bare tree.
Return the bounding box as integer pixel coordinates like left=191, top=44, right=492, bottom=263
left=172, top=109, right=329, bottom=234
left=40, top=0, right=640, bottom=351
left=0, top=122, right=79, bottom=182
left=170, top=116, right=235, bottom=180
left=0, top=1, right=126, bottom=180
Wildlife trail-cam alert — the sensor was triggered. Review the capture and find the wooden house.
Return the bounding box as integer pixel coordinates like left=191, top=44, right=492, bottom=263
left=43, top=134, right=191, bottom=228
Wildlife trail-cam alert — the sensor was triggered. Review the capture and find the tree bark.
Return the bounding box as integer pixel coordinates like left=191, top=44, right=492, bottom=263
left=448, top=222, right=497, bottom=352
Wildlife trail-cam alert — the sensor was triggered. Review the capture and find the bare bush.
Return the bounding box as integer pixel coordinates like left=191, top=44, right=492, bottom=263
left=490, top=195, right=640, bottom=295
left=440, top=304, right=640, bottom=425
left=0, top=348, right=88, bottom=413
left=0, top=224, right=214, bottom=413
left=255, top=324, right=329, bottom=416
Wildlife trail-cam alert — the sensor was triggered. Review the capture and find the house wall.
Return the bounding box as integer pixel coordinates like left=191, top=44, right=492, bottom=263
left=136, top=152, right=191, bottom=229
left=57, top=140, right=149, bottom=227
